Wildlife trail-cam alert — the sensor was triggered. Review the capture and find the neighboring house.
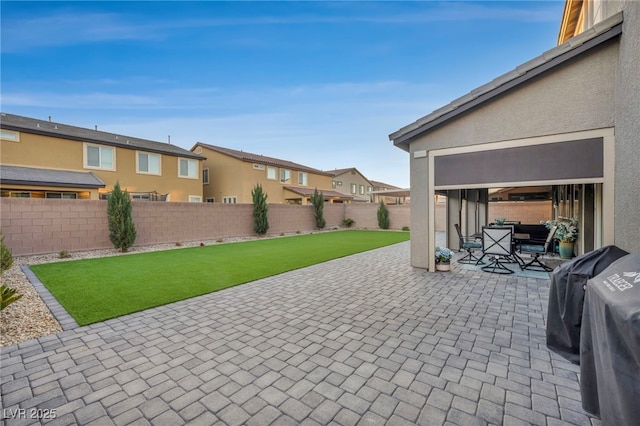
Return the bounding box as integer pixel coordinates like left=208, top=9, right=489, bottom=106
left=192, top=143, right=352, bottom=204
left=369, top=180, right=410, bottom=205
left=327, top=168, right=373, bottom=202
left=0, top=113, right=205, bottom=202
left=389, top=0, right=639, bottom=270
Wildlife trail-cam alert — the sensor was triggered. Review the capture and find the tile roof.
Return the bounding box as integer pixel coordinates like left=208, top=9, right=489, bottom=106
left=1, top=113, right=205, bottom=160
left=284, top=186, right=354, bottom=199
left=194, top=143, right=332, bottom=176
left=0, top=165, right=106, bottom=189
left=389, top=12, right=624, bottom=149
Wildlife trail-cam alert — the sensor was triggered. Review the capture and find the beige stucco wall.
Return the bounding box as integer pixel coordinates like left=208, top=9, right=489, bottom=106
left=331, top=171, right=372, bottom=201
left=405, top=39, right=619, bottom=269
left=1, top=132, right=202, bottom=202
left=199, top=147, right=334, bottom=204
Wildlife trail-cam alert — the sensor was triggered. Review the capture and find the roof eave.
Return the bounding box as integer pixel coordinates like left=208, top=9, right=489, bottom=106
left=390, top=14, right=623, bottom=151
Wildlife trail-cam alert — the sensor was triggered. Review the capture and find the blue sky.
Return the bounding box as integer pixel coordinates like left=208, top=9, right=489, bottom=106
left=1, top=1, right=565, bottom=188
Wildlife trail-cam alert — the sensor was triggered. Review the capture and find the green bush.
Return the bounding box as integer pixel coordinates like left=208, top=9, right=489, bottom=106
left=342, top=218, right=355, bottom=228
left=310, top=188, right=326, bottom=229
left=377, top=201, right=390, bottom=229
left=0, top=284, right=23, bottom=311
left=107, top=181, right=137, bottom=252
left=402, top=226, right=410, bottom=232
left=1, top=232, right=14, bottom=275
left=251, top=184, right=269, bottom=235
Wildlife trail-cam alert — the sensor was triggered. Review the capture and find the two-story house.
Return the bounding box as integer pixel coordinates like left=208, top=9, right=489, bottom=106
left=327, top=168, right=373, bottom=203
left=192, top=143, right=352, bottom=204
left=0, top=113, right=205, bottom=202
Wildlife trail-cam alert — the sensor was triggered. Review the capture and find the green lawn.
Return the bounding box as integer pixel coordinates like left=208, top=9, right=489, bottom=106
left=31, top=230, right=409, bottom=325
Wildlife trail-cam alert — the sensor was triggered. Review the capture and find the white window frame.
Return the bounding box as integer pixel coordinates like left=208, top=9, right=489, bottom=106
left=178, top=158, right=198, bottom=179
left=359, top=185, right=365, bottom=195
left=1, top=130, right=20, bottom=142
left=267, top=166, right=277, bottom=180
left=136, top=151, right=162, bottom=175
left=223, top=196, right=238, bottom=204
left=351, top=183, right=357, bottom=194
left=280, top=169, right=291, bottom=183
left=298, top=172, right=308, bottom=186
left=188, top=195, right=202, bottom=203
left=202, top=168, right=210, bottom=185
left=206, top=197, right=215, bottom=203
left=84, top=143, right=115, bottom=171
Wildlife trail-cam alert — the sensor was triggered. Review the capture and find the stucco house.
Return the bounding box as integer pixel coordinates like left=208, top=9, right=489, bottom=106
left=389, top=0, right=639, bottom=270
left=192, top=143, right=352, bottom=204
left=327, top=167, right=373, bottom=202
left=0, top=113, right=205, bottom=202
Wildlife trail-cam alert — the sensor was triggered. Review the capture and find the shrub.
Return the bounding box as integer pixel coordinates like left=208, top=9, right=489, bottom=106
left=1, top=232, right=14, bottom=275
left=342, top=218, right=355, bottom=228
left=310, top=188, right=326, bottom=229
left=377, top=201, right=390, bottom=229
left=107, top=181, right=137, bottom=252
left=59, top=250, right=71, bottom=259
left=402, top=226, right=410, bottom=232
left=0, top=284, right=23, bottom=311
left=252, top=184, right=269, bottom=235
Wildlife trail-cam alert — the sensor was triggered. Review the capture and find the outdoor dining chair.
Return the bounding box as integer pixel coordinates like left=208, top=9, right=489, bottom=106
left=454, top=223, right=483, bottom=264
left=481, top=226, right=517, bottom=274
left=519, top=225, right=557, bottom=271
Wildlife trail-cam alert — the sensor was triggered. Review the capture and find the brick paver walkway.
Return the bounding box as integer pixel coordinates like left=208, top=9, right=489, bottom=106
left=1, top=242, right=598, bottom=425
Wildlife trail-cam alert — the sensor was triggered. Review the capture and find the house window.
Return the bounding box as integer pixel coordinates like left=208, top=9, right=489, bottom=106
left=132, top=193, right=151, bottom=201
left=178, top=158, right=198, bottom=179
left=267, top=167, right=277, bottom=180
left=206, top=197, right=215, bottom=203
left=223, top=196, right=237, bottom=204
left=189, top=196, right=202, bottom=203
left=84, top=144, right=114, bottom=170
left=136, top=152, right=161, bottom=175
left=337, top=181, right=342, bottom=186
left=359, top=185, right=365, bottom=195
left=1, top=130, right=20, bottom=142
left=280, top=169, right=291, bottom=183
left=253, top=163, right=265, bottom=170
left=45, top=192, right=77, bottom=199
left=367, top=186, right=372, bottom=193
left=332, top=181, right=336, bottom=189
left=202, top=168, right=210, bottom=184
left=298, top=172, right=308, bottom=186
left=351, top=183, right=357, bottom=194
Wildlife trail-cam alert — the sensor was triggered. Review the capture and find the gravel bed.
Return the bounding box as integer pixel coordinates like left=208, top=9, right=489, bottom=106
left=0, top=231, right=328, bottom=347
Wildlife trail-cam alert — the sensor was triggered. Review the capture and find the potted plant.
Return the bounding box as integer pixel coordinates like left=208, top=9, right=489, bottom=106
left=542, top=216, right=578, bottom=259
left=435, top=247, right=453, bottom=271
left=494, top=218, right=506, bottom=226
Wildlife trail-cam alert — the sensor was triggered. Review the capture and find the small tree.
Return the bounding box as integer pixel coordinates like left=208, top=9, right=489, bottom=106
left=310, top=188, right=326, bottom=229
left=107, top=181, right=137, bottom=252
left=252, top=184, right=269, bottom=235
left=377, top=201, right=390, bottom=229
left=0, top=232, right=21, bottom=311
left=1, top=232, right=14, bottom=275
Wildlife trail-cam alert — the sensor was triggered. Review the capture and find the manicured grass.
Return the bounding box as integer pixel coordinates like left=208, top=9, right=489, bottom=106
left=31, top=230, right=409, bottom=325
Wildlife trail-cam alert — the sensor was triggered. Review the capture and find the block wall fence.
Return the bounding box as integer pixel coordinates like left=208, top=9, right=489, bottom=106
left=0, top=198, right=410, bottom=256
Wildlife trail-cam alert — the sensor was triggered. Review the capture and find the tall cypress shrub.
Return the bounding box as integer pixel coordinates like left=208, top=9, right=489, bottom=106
left=310, top=188, right=326, bottom=229
left=252, top=184, right=269, bottom=235
left=107, top=181, right=137, bottom=252
left=377, top=201, right=390, bottom=229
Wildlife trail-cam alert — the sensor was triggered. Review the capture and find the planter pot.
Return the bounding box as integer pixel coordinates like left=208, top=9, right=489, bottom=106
left=559, top=241, right=575, bottom=259
left=436, top=262, right=451, bottom=272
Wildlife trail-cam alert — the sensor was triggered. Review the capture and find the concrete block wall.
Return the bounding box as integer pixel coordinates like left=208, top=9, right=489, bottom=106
left=488, top=200, right=553, bottom=224
left=0, top=199, right=409, bottom=256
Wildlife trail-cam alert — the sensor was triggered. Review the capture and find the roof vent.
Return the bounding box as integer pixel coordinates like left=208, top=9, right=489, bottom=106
left=95, top=125, right=98, bottom=130
left=54, top=125, right=58, bottom=129
left=36, top=123, right=40, bottom=128
left=48, top=116, right=52, bottom=122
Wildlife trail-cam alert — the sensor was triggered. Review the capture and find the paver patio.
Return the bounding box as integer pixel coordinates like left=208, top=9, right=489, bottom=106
left=0, top=242, right=599, bottom=425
